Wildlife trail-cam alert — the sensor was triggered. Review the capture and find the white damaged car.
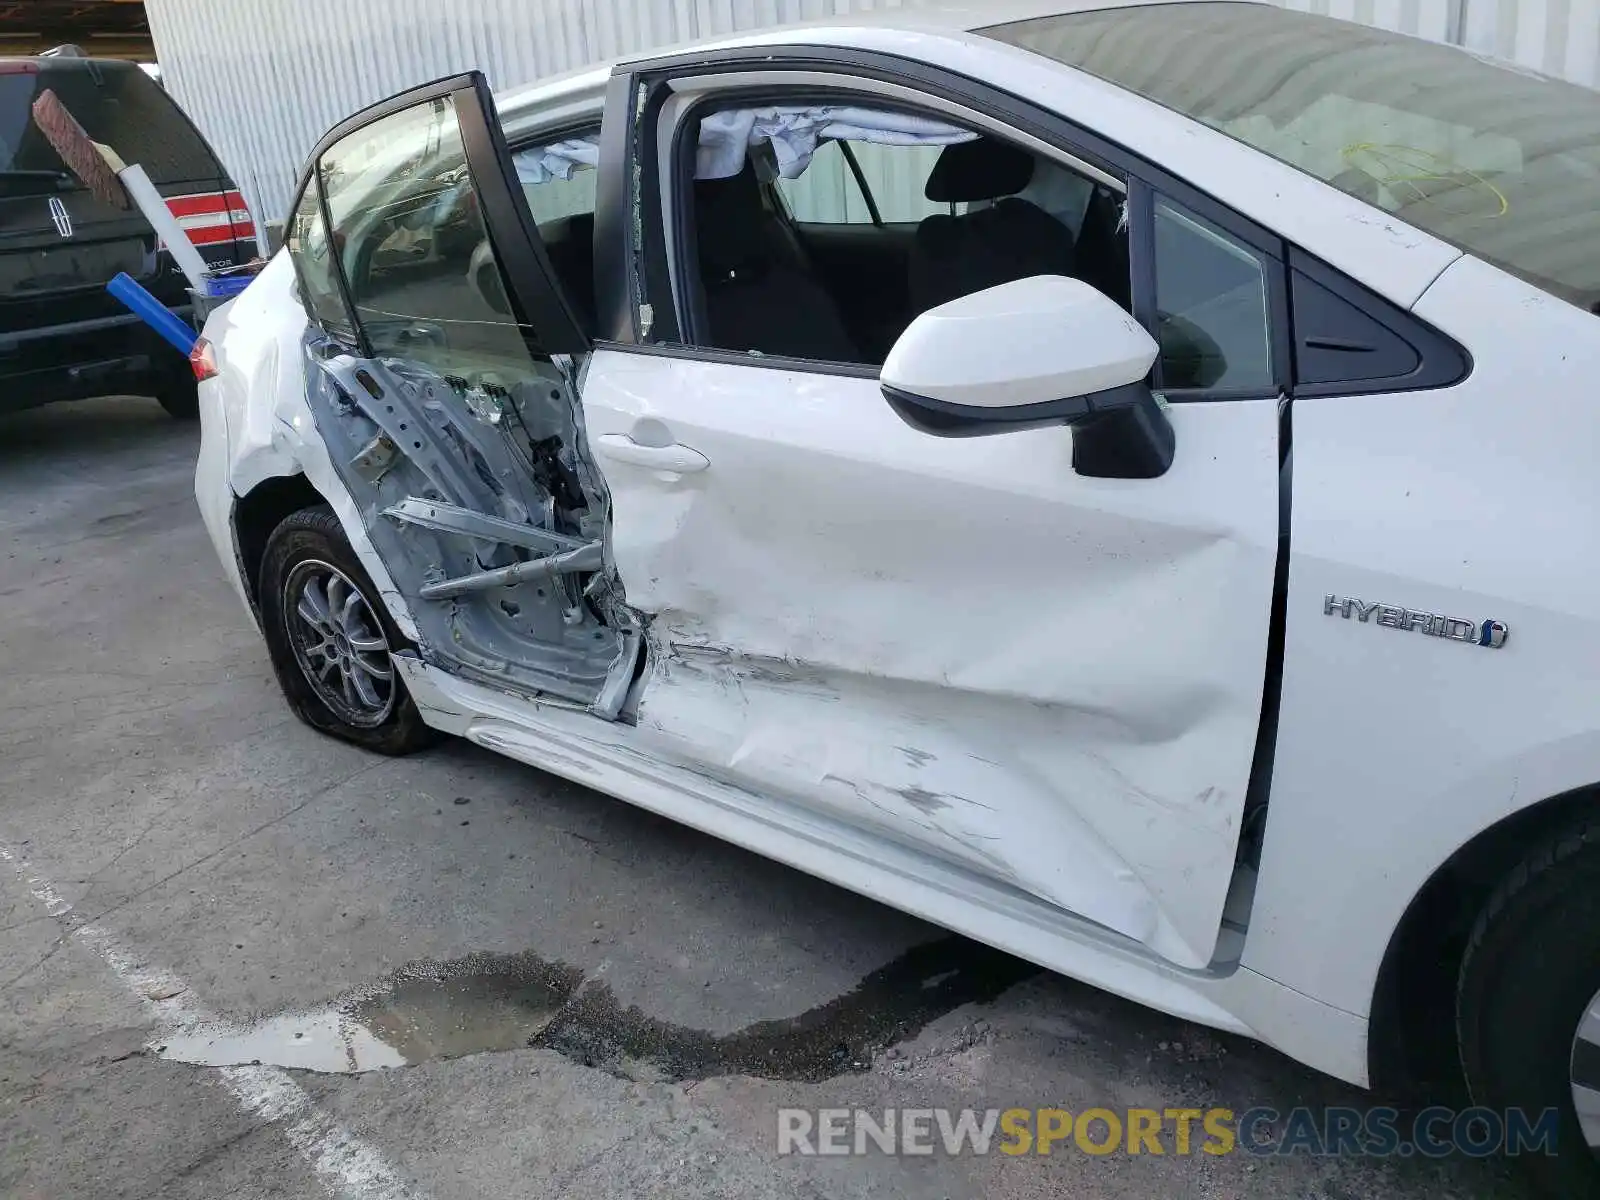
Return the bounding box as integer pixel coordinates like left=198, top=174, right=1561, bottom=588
left=193, top=1, right=1600, bottom=1187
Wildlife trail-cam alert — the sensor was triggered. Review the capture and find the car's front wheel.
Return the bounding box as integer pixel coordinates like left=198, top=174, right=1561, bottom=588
left=1457, top=814, right=1600, bottom=1197
left=258, top=506, right=436, bottom=755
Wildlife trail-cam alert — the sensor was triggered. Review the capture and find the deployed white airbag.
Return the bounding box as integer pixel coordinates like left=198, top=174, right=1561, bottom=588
left=696, top=106, right=975, bottom=180
left=512, top=107, right=976, bottom=189
left=514, top=138, right=600, bottom=185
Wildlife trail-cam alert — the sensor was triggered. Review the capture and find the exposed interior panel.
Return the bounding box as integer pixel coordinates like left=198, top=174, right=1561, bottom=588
left=304, top=342, right=639, bottom=715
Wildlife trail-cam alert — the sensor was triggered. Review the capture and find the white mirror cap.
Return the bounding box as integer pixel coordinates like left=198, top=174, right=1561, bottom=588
left=881, top=275, right=1159, bottom=410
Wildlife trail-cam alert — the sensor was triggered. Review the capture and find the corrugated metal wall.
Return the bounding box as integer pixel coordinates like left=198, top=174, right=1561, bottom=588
left=144, top=0, right=912, bottom=237
left=145, top=0, right=1599, bottom=239
left=1285, top=0, right=1600, bottom=80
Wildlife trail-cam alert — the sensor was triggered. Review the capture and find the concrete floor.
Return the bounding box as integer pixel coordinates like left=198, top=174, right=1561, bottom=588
left=0, top=396, right=1532, bottom=1200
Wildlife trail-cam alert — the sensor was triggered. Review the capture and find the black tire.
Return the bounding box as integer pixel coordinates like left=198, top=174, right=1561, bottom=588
left=258, top=506, right=437, bottom=756
left=1457, top=814, right=1600, bottom=1197
left=157, top=373, right=200, bottom=420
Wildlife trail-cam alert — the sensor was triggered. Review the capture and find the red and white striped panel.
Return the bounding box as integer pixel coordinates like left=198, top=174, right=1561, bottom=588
left=162, top=189, right=256, bottom=248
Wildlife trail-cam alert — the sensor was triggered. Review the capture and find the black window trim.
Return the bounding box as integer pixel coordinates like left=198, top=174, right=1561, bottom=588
left=1286, top=246, right=1471, bottom=397
left=594, top=71, right=646, bottom=346
left=590, top=338, right=883, bottom=378
left=597, top=43, right=1465, bottom=403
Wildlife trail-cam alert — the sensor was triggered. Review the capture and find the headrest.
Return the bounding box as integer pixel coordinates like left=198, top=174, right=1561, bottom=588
left=925, top=138, right=1036, bottom=203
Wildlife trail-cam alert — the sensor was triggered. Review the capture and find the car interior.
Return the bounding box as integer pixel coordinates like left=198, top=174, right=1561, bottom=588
left=505, top=107, right=1238, bottom=390
left=686, top=122, right=1133, bottom=369
left=536, top=211, right=599, bottom=336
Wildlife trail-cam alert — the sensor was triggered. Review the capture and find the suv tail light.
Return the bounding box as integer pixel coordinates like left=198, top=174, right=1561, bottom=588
left=190, top=336, right=218, bottom=382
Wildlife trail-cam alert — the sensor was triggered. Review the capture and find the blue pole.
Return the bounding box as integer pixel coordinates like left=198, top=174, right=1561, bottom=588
left=106, top=271, right=197, bottom=356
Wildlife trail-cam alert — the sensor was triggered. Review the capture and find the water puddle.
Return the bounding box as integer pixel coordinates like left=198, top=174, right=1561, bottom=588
left=158, top=952, right=580, bottom=1074
left=154, top=937, right=1035, bottom=1083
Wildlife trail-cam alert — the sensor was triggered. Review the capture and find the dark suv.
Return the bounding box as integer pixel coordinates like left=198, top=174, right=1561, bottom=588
left=0, top=52, right=254, bottom=419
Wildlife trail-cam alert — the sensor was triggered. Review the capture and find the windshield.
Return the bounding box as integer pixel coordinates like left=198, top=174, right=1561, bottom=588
left=0, top=60, right=219, bottom=193
left=985, top=2, right=1600, bottom=310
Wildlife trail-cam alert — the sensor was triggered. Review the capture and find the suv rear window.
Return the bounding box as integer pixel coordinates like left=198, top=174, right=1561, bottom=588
left=0, top=60, right=219, bottom=188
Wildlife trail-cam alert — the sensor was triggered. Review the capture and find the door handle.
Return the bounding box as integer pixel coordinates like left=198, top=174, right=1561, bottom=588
left=595, top=433, right=709, bottom=474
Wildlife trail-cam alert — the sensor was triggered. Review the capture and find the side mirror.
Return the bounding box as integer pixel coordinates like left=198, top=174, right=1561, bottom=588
left=880, top=276, right=1175, bottom=479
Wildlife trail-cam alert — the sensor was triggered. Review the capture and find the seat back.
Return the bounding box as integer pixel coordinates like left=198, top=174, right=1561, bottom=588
left=693, top=163, right=860, bottom=361
left=908, top=138, right=1077, bottom=316
left=538, top=212, right=598, bottom=337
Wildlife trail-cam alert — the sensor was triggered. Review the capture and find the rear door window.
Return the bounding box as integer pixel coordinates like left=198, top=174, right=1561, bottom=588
left=318, top=96, right=536, bottom=370
left=0, top=61, right=221, bottom=187
left=285, top=75, right=589, bottom=371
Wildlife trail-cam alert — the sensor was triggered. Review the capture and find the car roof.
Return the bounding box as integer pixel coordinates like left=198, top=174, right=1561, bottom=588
left=686, top=0, right=1187, bottom=37
left=495, top=0, right=1232, bottom=127
left=0, top=55, right=137, bottom=66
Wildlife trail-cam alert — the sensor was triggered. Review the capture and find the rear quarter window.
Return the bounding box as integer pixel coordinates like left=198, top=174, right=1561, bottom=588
left=0, top=61, right=221, bottom=183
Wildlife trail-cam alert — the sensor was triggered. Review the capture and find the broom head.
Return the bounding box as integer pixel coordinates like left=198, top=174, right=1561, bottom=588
left=30, top=88, right=130, bottom=210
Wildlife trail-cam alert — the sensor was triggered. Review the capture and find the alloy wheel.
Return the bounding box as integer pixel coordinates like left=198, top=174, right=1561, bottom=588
left=283, top=559, right=396, bottom=727
left=1572, top=988, right=1600, bottom=1154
